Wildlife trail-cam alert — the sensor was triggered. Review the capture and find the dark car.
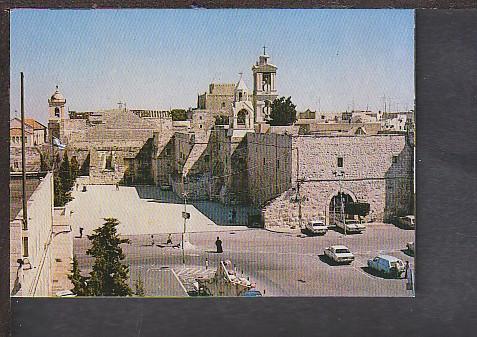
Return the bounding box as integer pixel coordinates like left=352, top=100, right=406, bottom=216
left=241, top=290, right=263, bottom=297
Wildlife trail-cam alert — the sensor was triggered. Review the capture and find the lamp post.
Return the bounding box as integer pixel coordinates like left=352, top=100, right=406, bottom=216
left=333, top=170, right=345, bottom=236
left=181, top=174, right=190, bottom=265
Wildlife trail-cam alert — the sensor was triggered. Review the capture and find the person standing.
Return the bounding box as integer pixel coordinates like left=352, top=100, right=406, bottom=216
left=405, top=261, right=410, bottom=278
left=215, top=236, right=223, bottom=253
left=166, top=234, right=172, bottom=245
left=116, top=183, right=119, bottom=191
left=79, top=227, right=84, bottom=238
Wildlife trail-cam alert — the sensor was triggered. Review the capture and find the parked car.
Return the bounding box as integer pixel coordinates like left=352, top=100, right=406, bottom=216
left=367, top=255, right=406, bottom=278
left=324, top=245, right=355, bottom=264
left=241, top=289, right=263, bottom=297
left=398, top=215, right=415, bottom=229
left=406, top=241, right=415, bottom=255
left=336, top=219, right=366, bottom=234
left=303, top=219, right=328, bottom=236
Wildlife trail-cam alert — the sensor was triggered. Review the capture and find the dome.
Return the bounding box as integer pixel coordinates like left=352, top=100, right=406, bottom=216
left=49, top=86, right=66, bottom=104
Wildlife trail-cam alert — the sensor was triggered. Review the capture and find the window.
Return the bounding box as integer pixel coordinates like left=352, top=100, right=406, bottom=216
left=337, top=157, right=343, bottom=168
left=200, top=124, right=203, bottom=129
left=22, top=237, right=29, bottom=257
left=55, top=107, right=60, bottom=117
left=277, top=159, right=280, bottom=168
left=199, top=116, right=202, bottom=120
left=222, top=102, right=226, bottom=108
left=392, top=156, right=398, bottom=163
left=263, top=158, right=266, bottom=165
left=105, top=153, right=113, bottom=170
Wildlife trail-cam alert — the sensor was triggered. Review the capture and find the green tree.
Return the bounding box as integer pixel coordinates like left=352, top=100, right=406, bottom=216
left=68, top=255, right=89, bottom=296
left=170, top=109, right=188, bottom=121
left=86, top=218, right=133, bottom=296
left=59, top=152, right=73, bottom=192
left=134, top=275, right=145, bottom=296
left=268, top=96, right=297, bottom=126
left=53, top=174, right=65, bottom=207
left=70, top=156, right=80, bottom=182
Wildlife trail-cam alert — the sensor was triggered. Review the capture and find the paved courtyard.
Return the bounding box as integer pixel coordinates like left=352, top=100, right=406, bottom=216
left=75, top=223, right=415, bottom=297
left=68, top=185, right=248, bottom=236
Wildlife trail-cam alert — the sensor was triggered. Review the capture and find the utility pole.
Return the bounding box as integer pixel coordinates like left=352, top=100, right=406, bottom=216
left=181, top=174, right=189, bottom=265
left=21, top=72, right=28, bottom=230
left=295, top=148, right=302, bottom=229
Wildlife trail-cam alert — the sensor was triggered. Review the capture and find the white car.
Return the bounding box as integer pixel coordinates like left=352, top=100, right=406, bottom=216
left=324, top=245, right=355, bottom=264
left=336, top=219, right=366, bottom=234
left=303, top=220, right=328, bottom=236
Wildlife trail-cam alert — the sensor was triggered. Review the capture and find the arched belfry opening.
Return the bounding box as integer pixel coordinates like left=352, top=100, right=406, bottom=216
left=237, top=109, right=247, bottom=125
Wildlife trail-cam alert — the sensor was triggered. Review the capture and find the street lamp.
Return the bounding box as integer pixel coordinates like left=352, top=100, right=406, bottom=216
left=333, top=170, right=346, bottom=236
left=181, top=174, right=190, bottom=265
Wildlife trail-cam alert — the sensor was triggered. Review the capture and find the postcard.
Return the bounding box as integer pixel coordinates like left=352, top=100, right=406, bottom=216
left=9, top=9, right=415, bottom=297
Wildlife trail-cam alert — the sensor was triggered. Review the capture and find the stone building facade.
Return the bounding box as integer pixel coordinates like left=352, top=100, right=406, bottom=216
left=197, top=83, right=235, bottom=116
left=10, top=172, right=73, bottom=296
left=262, top=133, right=414, bottom=227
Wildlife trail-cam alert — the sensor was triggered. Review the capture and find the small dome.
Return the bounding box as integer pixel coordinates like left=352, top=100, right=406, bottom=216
left=50, top=86, right=66, bottom=103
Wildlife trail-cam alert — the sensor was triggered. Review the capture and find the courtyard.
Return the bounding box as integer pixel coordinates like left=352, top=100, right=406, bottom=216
left=70, top=184, right=414, bottom=297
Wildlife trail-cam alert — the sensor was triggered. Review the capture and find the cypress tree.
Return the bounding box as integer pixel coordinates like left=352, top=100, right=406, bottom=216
left=134, top=275, right=145, bottom=296
left=68, top=255, right=89, bottom=296
left=59, top=151, right=73, bottom=192
left=86, top=218, right=132, bottom=296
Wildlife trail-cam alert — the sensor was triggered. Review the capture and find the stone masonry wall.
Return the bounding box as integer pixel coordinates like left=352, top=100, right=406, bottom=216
left=263, top=134, right=413, bottom=227
left=247, top=132, right=293, bottom=206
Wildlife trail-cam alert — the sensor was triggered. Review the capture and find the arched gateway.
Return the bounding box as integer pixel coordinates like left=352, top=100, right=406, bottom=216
left=328, top=191, right=356, bottom=225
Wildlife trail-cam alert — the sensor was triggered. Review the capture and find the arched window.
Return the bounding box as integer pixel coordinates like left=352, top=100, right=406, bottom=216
left=237, top=109, right=247, bottom=125
left=54, top=107, right=60, bottom=117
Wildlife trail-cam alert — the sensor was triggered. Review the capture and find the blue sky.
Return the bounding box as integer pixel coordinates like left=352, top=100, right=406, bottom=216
left=11, top=9, right=414, bottom=124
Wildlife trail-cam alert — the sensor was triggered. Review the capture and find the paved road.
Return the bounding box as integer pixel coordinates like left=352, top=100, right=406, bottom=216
left=74, top=223, right=415, bottom=297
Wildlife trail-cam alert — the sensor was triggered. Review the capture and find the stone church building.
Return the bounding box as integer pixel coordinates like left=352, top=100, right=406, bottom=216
left=46, top=50, right=414, bottom=226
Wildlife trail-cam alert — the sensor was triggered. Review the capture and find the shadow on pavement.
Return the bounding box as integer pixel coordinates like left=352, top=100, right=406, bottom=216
left=317, top=254, right=353, bottom=267
left=360, top=266, right=404, bottom=280
left=135, top=185, right=259, bottom=228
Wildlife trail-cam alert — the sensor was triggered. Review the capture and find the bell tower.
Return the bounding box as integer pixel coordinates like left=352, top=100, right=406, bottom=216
left=252, top=46, right=278, bottom=123
left=48, top=85, right=67, bottom=144
left=48, top=86, right=66, bottom=121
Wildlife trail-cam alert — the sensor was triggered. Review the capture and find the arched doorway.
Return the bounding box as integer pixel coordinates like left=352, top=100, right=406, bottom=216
left=329, top=192, right=354, bottom=225
left=237, top=109, right=247, bottom=125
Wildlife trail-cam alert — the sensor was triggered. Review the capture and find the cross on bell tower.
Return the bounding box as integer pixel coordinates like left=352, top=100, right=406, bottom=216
left=263, top=45, right=267, bottom=55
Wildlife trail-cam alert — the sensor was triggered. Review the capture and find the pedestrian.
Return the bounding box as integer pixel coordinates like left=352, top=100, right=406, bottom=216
left=215, top=236, right=223, bottom=253
left=404, top=261, right=410, bottom=278
left=76, top=183, right=79, bottom=191
left=116, top=183, right=119, bottom=191
left=79, top=227, right=84, bottom=238
left=406, top=262, right=414, bottom=291
left=205, top=258, right=209, bottom=270
left=151, top=234, right=155, bottom=246
left=166, top=234, right=172, bottom=245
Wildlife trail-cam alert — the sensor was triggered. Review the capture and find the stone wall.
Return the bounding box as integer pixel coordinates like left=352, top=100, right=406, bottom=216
left=10, top=146, right=42, bottom=172
left=247, top=132, right=293, bottom=206
left=263, top=134, right=413, bottom=227
left=10, top=173, right=54, bottom=297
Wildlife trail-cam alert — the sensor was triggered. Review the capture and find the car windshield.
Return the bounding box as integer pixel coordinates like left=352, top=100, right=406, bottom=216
left=312, top=222, right=325, bottom=227
left=335, top=249, right=350, bottom=254
left=346, top=220, right=359, bottom=224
